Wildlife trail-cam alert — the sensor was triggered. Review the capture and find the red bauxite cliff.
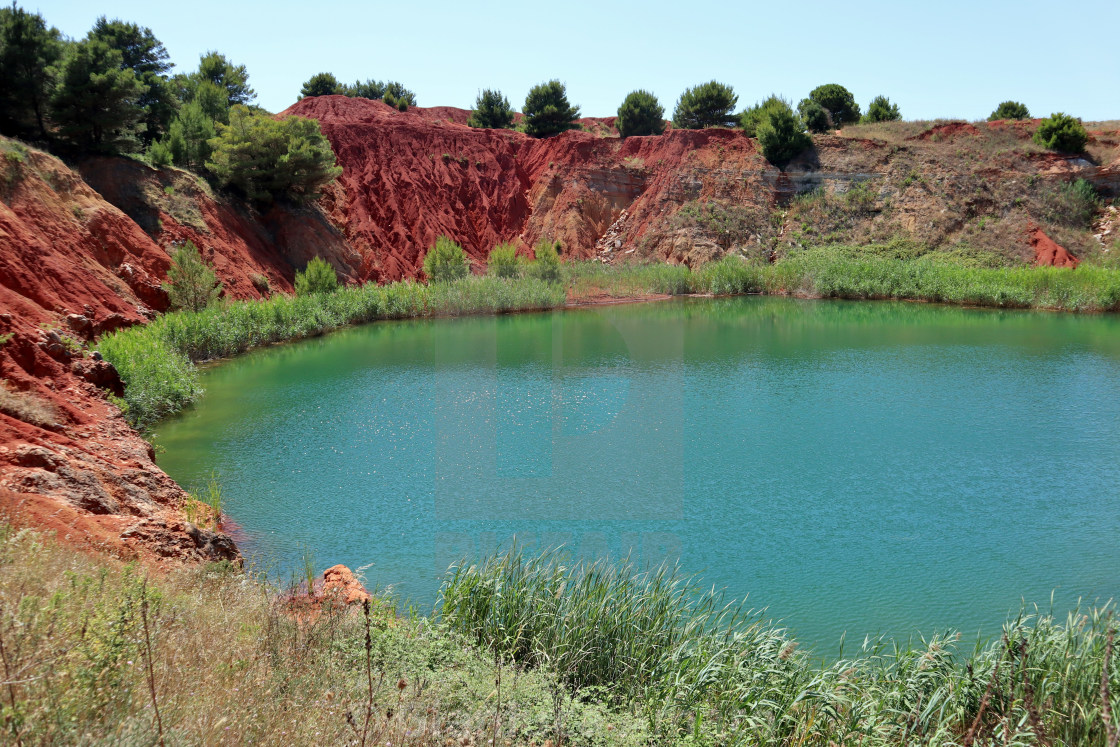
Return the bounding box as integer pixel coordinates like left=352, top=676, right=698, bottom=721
left=1, top=97, right=1117, bottom=561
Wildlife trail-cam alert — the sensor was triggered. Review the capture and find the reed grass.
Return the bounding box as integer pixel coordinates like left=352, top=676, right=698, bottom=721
left=99, top=248, right=1120, bottom=431
left=99, top=276, right=565, bottom=429
left=440, top=546, right=1120, bottom=745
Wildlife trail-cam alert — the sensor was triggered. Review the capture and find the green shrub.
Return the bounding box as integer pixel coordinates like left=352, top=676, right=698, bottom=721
left=467, top=88, right=514, bottom=129
left=805, top=83, right=861, bottom=126
left=423, top=236, right=469, bottom=282
left=526, top=239, right=562, bottom=283
left=756, top=103, right=812, bottom=166
left=1033, top=112, right=1089, bottom=153
left=294, top=256, right=338, bottom=295
left=989, top=100, right=1030, bottom=121
left=147, top=138, right=172, bottom=167
left=615, top=90, right=665, bottom=138
left=522, top=80, right=580, bottom=138
left=206, top=105, right=342, bottom=202
left=163, top=241, right=222, bottom=312
left=486, top=242, right=521, bottom=278
left=299, top=72, right=342, bottom=98
left=862, top=95, right=901, bottom=123
left=740, top=95, right=790, bottom=137
left=672, top=80, right=738, bottom=129
left=797, top=98, right=831, bottom=133
left=1043, top=178, right=1101, bottom=228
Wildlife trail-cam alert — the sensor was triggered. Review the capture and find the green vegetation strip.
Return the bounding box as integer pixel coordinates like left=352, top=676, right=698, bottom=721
left=99, top=251, right=1120, bottom=431
left=3, top=523, right=1114, bottom=745
left=439, top=547, right=1118, bottom=745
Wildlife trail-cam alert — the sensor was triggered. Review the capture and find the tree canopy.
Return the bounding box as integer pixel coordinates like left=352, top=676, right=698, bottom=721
left=616, top=90, right=665, bottom=138
left=672, top=81, right=738, bottom=129
left=300, top=72, right=343, bottom=99
left=89, top=17, right=176, bottom=144
left=862, top=95, right=901, bottom=123
left=756, top=101, right=811, bottom=166
left=740, top=95, right=791, bottom=137
left=805, top=84, right=861, bottom=126
left=206, top=106, right=342, bottom=203
left=989, top=101, right=1030, bottom=121
left=0, top=4, right=63, bottom=138
left=468, top=88, right=514, bottom=129
left=51, top=37, right=146, bottom=153
left=522, top=80, right=580, bottom=138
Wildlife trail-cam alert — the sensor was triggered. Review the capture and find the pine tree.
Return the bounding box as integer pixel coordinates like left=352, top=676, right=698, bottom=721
left=672, top=81, right=738, bottom=129
left=89, top=16, right=176, bottom=144
left=207, top=106, right=342, bottom=203
left=468, top=89, right=514, bottom=129
left=300, top=72, right=342, bottom=99
left=616, top=90, right=665, bottom=138
left=294, top=256, right=339, bottom=295
left=0, top=4, right=63, bottom=139
left=523, top=80, right=580, bottom=138
left=51, top=37, right=146, bottom=153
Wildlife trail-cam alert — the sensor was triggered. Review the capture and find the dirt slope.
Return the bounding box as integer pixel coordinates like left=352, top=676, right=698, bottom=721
left=0, top=140, right=351, bottom=563
left=288, top=96, right=1119, bottom=275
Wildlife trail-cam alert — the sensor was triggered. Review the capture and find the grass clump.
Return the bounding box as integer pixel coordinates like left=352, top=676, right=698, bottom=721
left=0, top=523, right=649, bottom=746
left=0, top=380, right=59, bottom=428
left=440, top=546, right=1120, bottom=746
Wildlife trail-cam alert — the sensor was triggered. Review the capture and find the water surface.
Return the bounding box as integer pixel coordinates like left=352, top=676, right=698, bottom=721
left=157, top=297, right=1120, bottom=652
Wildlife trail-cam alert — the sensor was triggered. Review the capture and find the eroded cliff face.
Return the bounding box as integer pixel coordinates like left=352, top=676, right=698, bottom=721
left=1, top=102, right=1117, bottom=563
left=0, top=139, right=352, bottom=564
left=286, top=96, right=1120, bottom=273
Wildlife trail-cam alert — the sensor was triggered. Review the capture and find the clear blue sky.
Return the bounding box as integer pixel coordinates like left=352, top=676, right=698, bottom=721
left=37, top=0, right=1120, bottom=121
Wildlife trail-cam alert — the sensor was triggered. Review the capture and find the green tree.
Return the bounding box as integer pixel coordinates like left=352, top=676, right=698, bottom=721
left=185, top=79, right=230, bottom=123
left=756, top=103, right=811, bottom=166
left=1033, top=112, right=1089, bottom=153
left=523, top=80, right=580, bottom=138
left=526, top=239, right=562, bottom=283
left=193, top=51, right=254, bottom=108
left=797, top=98, right=830, bottom=133
left=163, top=241, right=222, bottom=311
left=294, top=256, right=339, bottom=295
left=989, top=101, right=1030, bottom=121
left=158, top=98, right=214, bottom=170
left=740, top=95, right=791, bottom=137
left=89, top=17, right=176, bottom=144
left=51, top=37, right=146, bottom=153
left=300, top=72, right=342, bottom=99
left=672, top=81, right=738, bottom=129
left=486, top=242, right=521, bottom=278
left=806, top=84, right=861, bottom=126
left=616, top=90, right=665, bottom=138
left=0, top=4, right=63, bottom=139
left=207, top=106, right=342, bottom=203
left=468, top=88, right=514, bottom=129
left=383, top=81, right=415, bottom=106
left=423, top=236, right=469, bottom=282
left=343, top=79, right=386, bottom=99
left=862, top=95, right=901, bottom=123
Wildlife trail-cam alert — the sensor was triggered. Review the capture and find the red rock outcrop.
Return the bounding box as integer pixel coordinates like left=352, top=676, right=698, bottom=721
left=0, top=140, right=349, bottom=564
left=1030, top=224, right=1079, bottom=267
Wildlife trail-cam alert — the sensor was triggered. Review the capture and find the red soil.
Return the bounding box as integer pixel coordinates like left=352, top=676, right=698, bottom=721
left=1029, top=224, right=1079, bottom=267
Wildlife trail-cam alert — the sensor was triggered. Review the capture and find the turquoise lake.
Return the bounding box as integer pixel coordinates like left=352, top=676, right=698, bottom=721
left=156, top=297, right=1120, bottom=653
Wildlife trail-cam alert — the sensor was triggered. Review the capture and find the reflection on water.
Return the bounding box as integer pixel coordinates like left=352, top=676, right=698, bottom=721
left=157, top=297, right=1120, bottom=653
